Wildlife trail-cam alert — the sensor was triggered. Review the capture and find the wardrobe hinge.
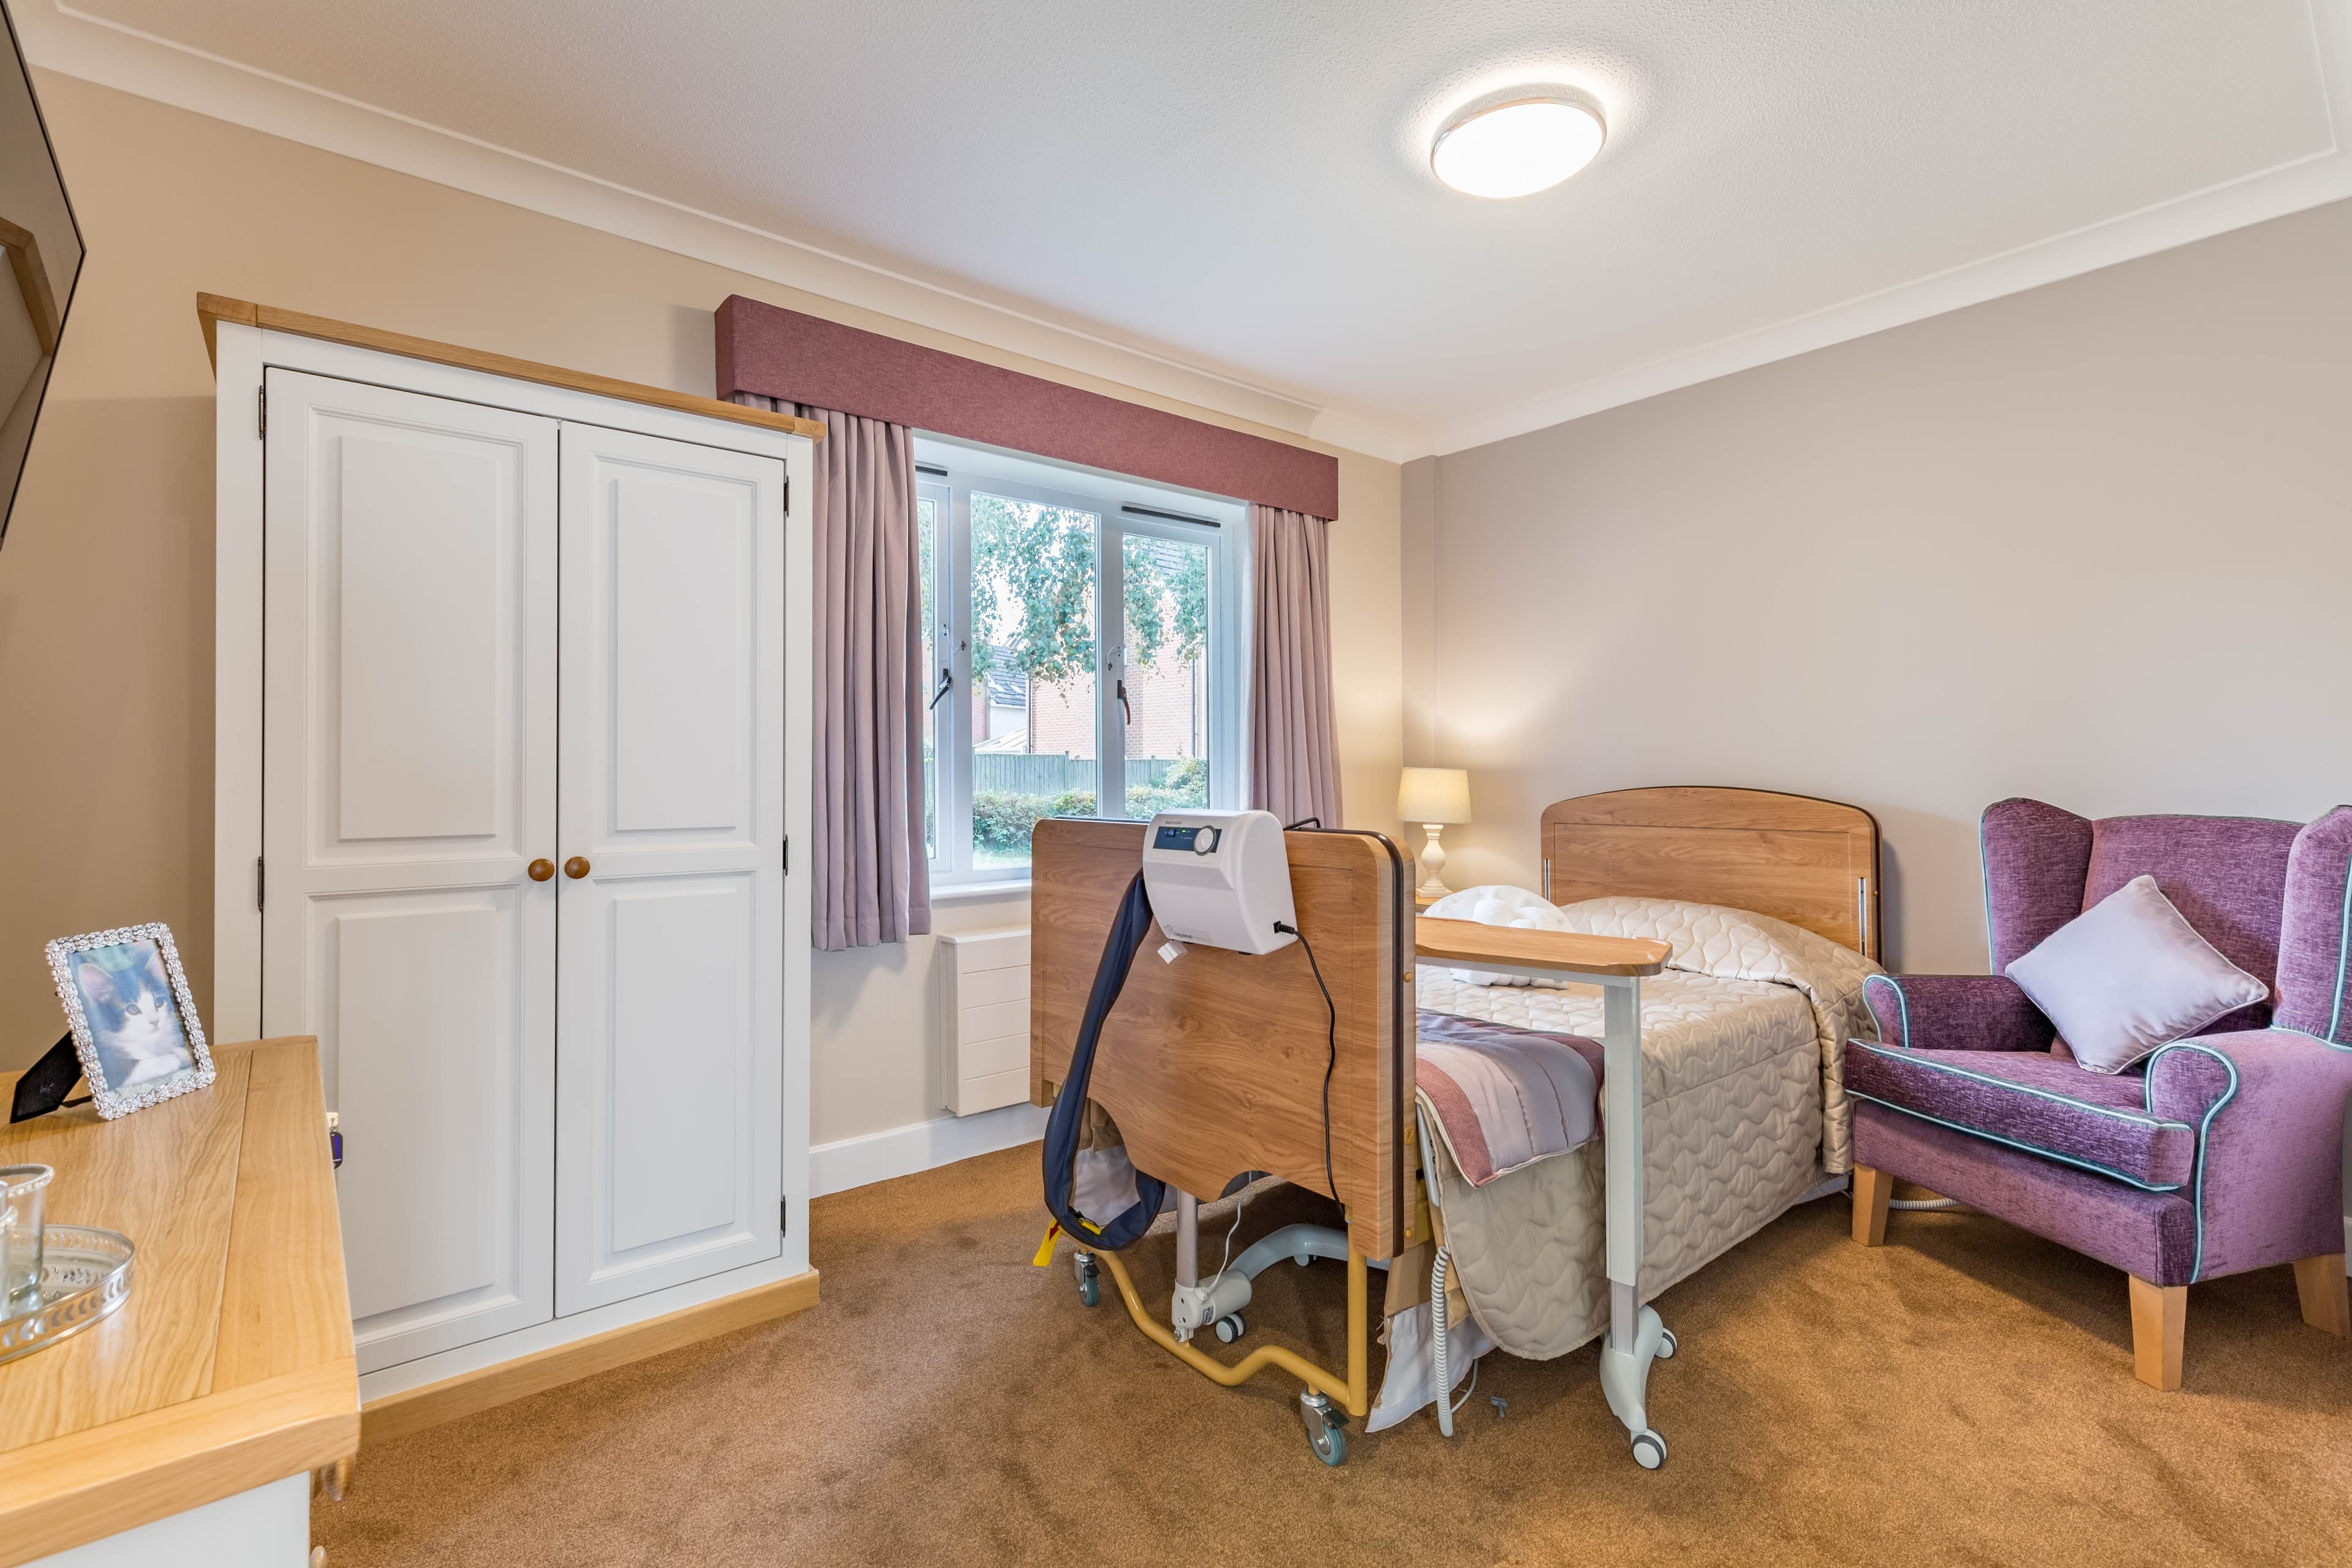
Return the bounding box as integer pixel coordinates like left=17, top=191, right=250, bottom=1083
left=255, top=856, right=265, bottom=911
left=780, top=1198, right=789, bottom=1238
left=782, top=834, right=790, bottom=874
left=257, top=385, right=266, bottom=439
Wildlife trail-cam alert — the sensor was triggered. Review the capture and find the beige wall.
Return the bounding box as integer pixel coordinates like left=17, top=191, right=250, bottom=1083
left=1417, top=195, right=2352, bottom=974
left=0, top=75, right=1404, bottom=1150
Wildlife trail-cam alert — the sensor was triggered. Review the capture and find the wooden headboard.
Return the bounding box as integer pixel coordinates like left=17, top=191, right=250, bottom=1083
left=1539, top=786, right=1881, bottom=960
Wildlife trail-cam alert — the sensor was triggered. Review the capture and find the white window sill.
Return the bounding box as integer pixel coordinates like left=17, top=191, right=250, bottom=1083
left=929, top=877, right=1035, bottom=904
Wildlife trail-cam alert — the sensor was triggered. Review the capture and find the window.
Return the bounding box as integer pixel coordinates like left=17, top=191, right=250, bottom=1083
left=918, top=437, right=1248, bottom=886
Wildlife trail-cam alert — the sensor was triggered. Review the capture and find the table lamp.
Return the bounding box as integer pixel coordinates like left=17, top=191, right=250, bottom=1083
left=1396, top=767, right=1472, bottom=899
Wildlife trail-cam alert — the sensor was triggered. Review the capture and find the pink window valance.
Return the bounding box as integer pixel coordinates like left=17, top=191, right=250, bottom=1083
left=714, top=295, right=1338, bottom=520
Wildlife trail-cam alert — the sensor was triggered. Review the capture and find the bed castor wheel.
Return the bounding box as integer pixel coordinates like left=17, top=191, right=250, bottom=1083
left=1074, top=1252, right=1099, bottom=1308
left=1300, top=1391, right=1348, bottom=1468
left=1656, top=1327, right=1677, bottom=1360
left=1630, top=1428, right=1667, bottom=1470
left=1213, top=1313, right=1245, bottom=1343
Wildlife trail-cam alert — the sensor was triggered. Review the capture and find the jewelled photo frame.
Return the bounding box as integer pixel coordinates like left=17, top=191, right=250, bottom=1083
left=43, top=923, right=214, bottom=1119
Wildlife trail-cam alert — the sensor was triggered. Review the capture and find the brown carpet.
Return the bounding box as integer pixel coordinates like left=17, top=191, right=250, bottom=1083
left=315, top=1148, right=2352, bottom=1567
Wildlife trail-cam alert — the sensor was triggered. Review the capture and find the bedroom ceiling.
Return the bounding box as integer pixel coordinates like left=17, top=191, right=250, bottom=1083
left=32, top=1, right=2350, bottom=457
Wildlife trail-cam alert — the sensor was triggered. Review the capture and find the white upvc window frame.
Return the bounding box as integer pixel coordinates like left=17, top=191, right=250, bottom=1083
left=917, top=434, right=1250, bottom=891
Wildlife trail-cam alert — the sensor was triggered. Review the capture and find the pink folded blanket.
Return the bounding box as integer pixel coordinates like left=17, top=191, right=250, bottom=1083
left=1414, top=1011, right=1602, bottom=1188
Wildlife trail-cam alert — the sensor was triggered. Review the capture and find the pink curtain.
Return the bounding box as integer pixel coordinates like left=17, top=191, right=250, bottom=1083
left=734, top=394, right=929, bottom=949
left=1249, top=505, right=1343, bottom=828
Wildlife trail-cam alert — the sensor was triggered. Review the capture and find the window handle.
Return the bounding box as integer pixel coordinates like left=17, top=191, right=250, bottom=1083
left=1116, top=678, right=1131, bottom=727
left=927, top=668, right=953, bottom=712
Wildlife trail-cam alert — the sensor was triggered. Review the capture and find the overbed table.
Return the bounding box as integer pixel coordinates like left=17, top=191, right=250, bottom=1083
left=1414, top=917, right=1678, bottom=1468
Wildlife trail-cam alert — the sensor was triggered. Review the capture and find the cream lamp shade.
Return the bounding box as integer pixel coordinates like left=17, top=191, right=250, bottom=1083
left=1397, top=767, right=1472, bottom=825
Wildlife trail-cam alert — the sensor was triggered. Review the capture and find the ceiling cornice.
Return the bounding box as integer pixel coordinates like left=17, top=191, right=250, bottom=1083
left=18, top=2, right=2349, bottom=466
left=1429, top=1, right=2352, bottom=455
left=16, top=1, right=1442, bottom=466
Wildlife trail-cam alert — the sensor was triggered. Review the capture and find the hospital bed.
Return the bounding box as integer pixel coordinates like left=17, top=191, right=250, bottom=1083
left=1029, top=788, right=1883, bottom=1466
left=1028, top=816, right=1677, bottom=1468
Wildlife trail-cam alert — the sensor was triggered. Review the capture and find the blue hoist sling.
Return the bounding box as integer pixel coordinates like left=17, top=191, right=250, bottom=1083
left=1040, top=871, right=1167, bottom=1250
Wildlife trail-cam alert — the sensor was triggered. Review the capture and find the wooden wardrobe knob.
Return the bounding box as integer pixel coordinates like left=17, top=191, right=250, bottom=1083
left=564, top=856, right=591, bottom=880
left=527, top=859, right=555, bottom=882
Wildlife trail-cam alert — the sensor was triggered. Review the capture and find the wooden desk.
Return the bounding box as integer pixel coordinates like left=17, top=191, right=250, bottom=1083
left=0, top=1039, right=357, bottom=1566
left=1412, top=916, right=1679, bottom=1469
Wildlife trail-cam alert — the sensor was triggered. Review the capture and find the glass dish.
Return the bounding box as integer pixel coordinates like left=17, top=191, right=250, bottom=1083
left=0, top=1164, right=51, bottom=1313
left=0, top=1225, right=135, bottom=1366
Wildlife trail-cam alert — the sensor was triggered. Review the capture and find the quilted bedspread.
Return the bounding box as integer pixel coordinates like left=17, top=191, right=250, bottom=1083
left=1414, top=895, right=1881, bottom=1362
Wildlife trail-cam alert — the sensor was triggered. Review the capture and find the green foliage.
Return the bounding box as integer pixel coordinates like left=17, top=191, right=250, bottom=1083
left=971, top=494, right=1095, bottom=688
left=1122, top=535, right=1208, bottom=669
left=965, top=496, right=1209, bottom=689
left=972, top=788, right=1098, bottom=858
left=1125, top=755, right=1208, bottom=816
left=968, top=758, right=1207, bottom=856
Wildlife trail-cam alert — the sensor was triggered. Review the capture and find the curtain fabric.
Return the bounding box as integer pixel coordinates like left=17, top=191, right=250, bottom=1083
left=1248, top=504, right=1343, bottom=829
left=734, top=394, right=929, bottom=949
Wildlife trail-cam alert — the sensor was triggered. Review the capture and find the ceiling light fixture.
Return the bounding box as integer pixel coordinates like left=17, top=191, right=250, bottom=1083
left=1431, top=95, right=1606, bottom=198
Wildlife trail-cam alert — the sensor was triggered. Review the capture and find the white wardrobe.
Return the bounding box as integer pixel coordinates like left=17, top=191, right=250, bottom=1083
left=209, top=306, right=813, bottom=1398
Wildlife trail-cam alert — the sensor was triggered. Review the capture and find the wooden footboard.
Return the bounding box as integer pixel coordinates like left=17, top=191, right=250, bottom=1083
left=1028, top=818, right=1414, bottom=1261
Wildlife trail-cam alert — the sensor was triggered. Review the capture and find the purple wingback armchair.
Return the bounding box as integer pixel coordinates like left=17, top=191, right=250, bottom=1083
left=1846, top=798, right=2352, bottom=1389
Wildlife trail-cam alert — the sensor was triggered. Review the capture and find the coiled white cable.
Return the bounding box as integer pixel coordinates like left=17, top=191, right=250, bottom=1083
left=1432, top=1245, right=1455, bottom=1437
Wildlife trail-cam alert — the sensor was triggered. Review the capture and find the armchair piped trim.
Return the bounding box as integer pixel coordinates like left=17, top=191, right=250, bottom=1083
left=1864, top=974, right=1910, bottom=1049
left=2322, top=858, right=2350, bottom=1044
left=1848, top=1088, right=2187, bottom=1192
left=2138, top=1041, right=2240, bottom=1282
left=2266, top=804, right=2352, bottom=1041
left=1846, top=1041, right=2196, bottom=1191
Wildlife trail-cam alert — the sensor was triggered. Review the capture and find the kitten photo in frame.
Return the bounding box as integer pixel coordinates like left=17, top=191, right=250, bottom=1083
left=44, top=924, right=214, bottom=1118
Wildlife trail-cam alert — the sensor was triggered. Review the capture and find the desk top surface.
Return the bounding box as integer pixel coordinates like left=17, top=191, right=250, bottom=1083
left=0, top=1038, right=357, bottom=1566
left=1414, top=916, right=1670, bottom=978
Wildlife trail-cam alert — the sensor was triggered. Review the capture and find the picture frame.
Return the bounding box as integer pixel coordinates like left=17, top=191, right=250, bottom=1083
left=43, top=924, right=213, bottom=1120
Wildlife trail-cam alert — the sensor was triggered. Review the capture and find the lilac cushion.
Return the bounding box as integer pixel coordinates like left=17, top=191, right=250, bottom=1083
left=1846, top=1041, right=2197, bottom=1189
left=2273, top=807, right=2352, bottom=1044
left=2081, top=814, right=2296, bottom=1032
left=2003, top=875, right=2267, bottom=1074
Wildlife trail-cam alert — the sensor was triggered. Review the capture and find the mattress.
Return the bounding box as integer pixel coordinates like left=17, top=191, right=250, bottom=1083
left=1411, top=895, right=1881, bottom=1363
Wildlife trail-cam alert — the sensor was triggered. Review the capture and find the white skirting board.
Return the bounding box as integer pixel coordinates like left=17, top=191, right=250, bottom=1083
left=811, top=1102, right=1048, bottom=1197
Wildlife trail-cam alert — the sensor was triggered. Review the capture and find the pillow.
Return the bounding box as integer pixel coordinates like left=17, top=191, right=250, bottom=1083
left=2003, top=874, right=2269, bottom=1074
left=1423, top=885, right=1572, bottom=987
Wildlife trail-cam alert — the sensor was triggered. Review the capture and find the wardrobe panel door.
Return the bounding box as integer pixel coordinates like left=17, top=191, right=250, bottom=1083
left=557, top=423, right=784, bottom=1315
left=261, top=370, right=559, bottom=1371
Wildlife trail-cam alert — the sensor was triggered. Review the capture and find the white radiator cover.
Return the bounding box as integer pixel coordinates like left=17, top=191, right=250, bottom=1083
left=938, top=927, right=1032, bottom=1116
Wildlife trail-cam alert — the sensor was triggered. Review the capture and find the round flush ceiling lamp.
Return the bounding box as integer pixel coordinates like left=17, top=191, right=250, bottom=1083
left=1431, top=94, right=1606, bottom=198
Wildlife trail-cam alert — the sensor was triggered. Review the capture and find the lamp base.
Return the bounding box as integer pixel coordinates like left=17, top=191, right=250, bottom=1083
left=1415, top=824, right=1452, bottom=900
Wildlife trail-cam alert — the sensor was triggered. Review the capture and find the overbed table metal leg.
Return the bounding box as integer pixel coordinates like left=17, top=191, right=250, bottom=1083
left=1597, top=976, right=1673, bottom=1469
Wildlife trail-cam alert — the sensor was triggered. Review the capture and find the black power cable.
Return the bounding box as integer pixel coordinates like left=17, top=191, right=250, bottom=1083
left=1273, top=919, right=1338, bottom=1207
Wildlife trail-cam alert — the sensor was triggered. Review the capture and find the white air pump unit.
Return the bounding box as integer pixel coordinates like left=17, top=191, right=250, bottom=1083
left=1140, top=809, right=1295, bottom=955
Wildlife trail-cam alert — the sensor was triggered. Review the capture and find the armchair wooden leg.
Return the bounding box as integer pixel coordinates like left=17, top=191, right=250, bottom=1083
left=2128, top=1275, right=2185, bottom=1391
left=1852, top=1164, right=1893, bottom=1247
left=2291, top=1254, right=2350, bottom=1336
